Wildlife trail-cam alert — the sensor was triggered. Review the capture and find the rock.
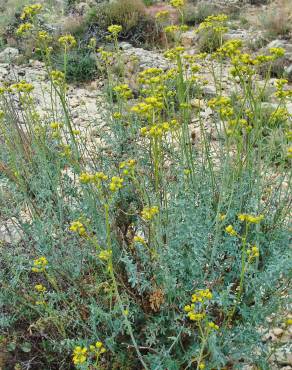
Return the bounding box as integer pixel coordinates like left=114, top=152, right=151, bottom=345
left=224, top=30, right=249, bottom=42
left=119, top=42, right=132, bottom=51
left=0, top=47, right=19, bottom=63
left=181, top=31, right=199, bottom=47
left=271, top=345, right=292, bottom=366
left=285, top=64, right=292, bottom=82
left=75, top=2, right=90, bottom=15
left=191, top=98, right=204, bottom=109
left=0, top=221, right=23, bottom=244
left=273, top=328, right=284, bottom=337
left=203, top=84, right=217, bottom=98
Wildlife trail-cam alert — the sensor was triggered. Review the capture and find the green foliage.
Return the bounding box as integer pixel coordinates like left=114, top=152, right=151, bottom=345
left=183, top=2, right=220, bottom=25
left=84, top=0, right=161, bottom=47
left=0, top=5, right=291, bottom=370
left=53, top=48, right=97, bottom=83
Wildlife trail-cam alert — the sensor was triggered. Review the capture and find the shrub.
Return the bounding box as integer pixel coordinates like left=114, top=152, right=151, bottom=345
left=259, top=0, right=292, bottom=37
left=84, top=0, right=161, bottom=47
left=89, top=0, right=146, bottom=32
left=182, top=1, right=221, bottom=25
left=53, top=48, right=97, bottom=83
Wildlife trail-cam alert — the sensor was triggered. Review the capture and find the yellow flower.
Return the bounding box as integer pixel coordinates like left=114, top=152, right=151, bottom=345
left=113, top=112, right=122, bottom=119
left=114, top=84, right=133, bottom=100
left=247, top=245, right=259, bottom=262
left=109, top=176, right=123, bottom=191
left=69, top=221, right=87, bottom=237
left=20, top=4, right=42, bottom=20
left=38, top=31, right=51, bottom=42
left=58, top=34, right=77, bottom=48
left=35, top=284, right=46, bottom=293
left=108, top=24, right=122, bottom=35
left=170, top=0, right=185, bottom=8
left=133, top=235, right=146, bottom=244
left=98, top=249, right=112, bottom=261
left=72, top=346, right=87, bottom=365
left=188, top=312, right=206, bottom=321
left=238, top=214, right=264, bottom=224
left=208, top=321, right=219, bottom=330
left=141, top=206, right=159, bottom=221
left=51, top=70, right=65, bottom=85
left=79, top=172, right=94, bottom=184
left=225, top=225, right=237, bottom=236
left=219, top=213, right=226, bottom=221
left=32, top=257, right=48, bottom=273
left=10, top=81, right=34, bottom=93
left=155, top=10, right=169, bottom=20
left=95, top=172, right=108, bottom=181
left=16, top=23, right=33, bottom=36
left=50, top=121, right=63, bottom=130
left=199, top=362, right=206, bottom=369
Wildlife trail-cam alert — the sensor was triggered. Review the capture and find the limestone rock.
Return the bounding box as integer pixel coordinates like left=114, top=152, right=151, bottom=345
left=0, top=47, right=19, bottom=63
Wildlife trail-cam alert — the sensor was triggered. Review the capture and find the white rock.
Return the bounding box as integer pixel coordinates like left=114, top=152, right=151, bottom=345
left=0, top=47, right=19, bottom=63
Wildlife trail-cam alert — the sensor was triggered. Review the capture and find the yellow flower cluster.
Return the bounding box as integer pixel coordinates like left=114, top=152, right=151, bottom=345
left=51, top=70, right=65, bottom=85
left=34, top=284, right=47, bottom=305
left=225, top=224, right=237, bottom=236
left=113, top=84, right=133, bottom=100
left=191, top=288, right=212, bottom=302
left=208, top=96, right=231, bottom=109
left=141, top=206, right=159, bottom=221
left=197, top=14, right=228, bottom=34
left=227, top=118, right=252, bottom=135
left=10, top=81, right=34, bottom=93
left=50, top=121, right=63, bottom=130
left=69, top=221, right=87, bottom=237
left=16, top=23, right=33, bottom=36
left=98, top=249, right=112, bottom=261
left=238, top=213, right=264, bottom=224
left=32, top=257, right=48, bottom=273
left=79, top=171, right=108, bottom=185
left=89, top=341, right=106, bottom=356
left=208, top=321, right=219, bottom=330
left=133, top=235, right=146, bottom=244
left=247, top=245, right=260, bottom=262
left=108, top=24, right=122, bottom=35
left=38, top=31, right=51, bottom=42
left=58, top=34, right=77, bottom=48
left=140, top=120, right=178, bottom=139
left=164, top=25, right=189, bottom=33
left=170, top=0, right=185, bottom=8
left=164, top=46, right=185, bottom=60
left=35, top=284, right=46, bottom=293
left=20, top=4, right=42, bottom=20
left=270, top=108, right=289, bottom=125
left=72, top=346, right=87, bottom=365
left=72, top=341, right=106, bottom=365
left=131, top=96, right=164, bottom=116
left=155, top=10, right=169, bottom=20
left=109, top=176, right=124, bottom=192
left=274, top=79, right=292, bottom=99
left=119, top=159, right=136, bottom=175
left=184, top=289, right=216, bottom=322
left=97, top=47, right=113, bottom=63
left=214, top=39, right=242, bottom=58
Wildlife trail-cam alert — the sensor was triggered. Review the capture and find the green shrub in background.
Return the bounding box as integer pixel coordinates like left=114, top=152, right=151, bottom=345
left=53, top=48, right=97, bottom=83
left=83, top=0, right=161, bottom=47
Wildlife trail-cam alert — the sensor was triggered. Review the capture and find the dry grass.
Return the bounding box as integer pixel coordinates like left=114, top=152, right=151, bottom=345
left=259, top=0, right=292, bottom=37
